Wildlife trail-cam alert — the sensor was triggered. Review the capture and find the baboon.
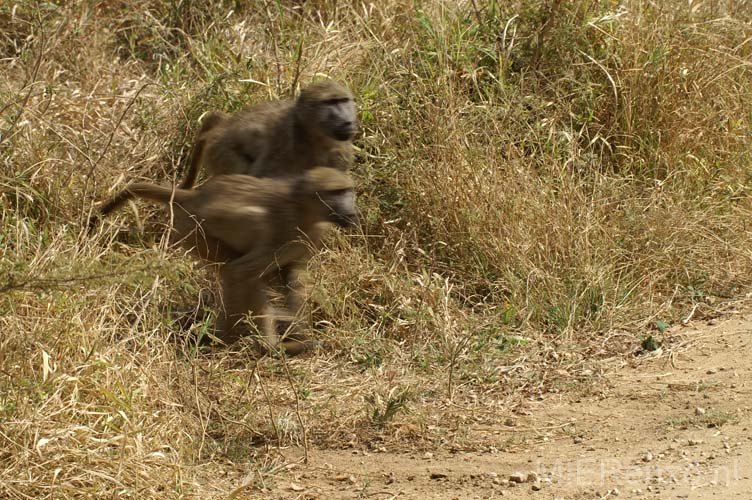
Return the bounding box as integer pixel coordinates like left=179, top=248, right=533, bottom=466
left=93, top=167, right=359, bottom=353
left=180, top=79, right=358, bottom=189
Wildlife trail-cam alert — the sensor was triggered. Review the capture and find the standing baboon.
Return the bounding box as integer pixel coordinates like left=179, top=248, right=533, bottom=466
left=180, top=79, right=358, bottom=189
left=93, top=167, right=359, bottom=353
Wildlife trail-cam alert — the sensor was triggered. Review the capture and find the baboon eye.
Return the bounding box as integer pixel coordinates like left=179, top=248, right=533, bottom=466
left=323, top=98, right=349, bottom=105
left=325, top=189, right=350, bottom=196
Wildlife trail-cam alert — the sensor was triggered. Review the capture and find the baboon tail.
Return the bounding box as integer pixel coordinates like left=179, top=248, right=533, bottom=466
left=180, top=111, right=225, bottom=189
left=87, top=188, right=136, bottom=233
left=125, top=182, right=191, bottom=206
left=179, top=138, right=205, bottom=189
left=87, top=182, right=190, bottom=233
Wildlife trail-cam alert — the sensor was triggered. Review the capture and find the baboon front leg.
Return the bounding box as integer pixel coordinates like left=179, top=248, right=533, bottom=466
left=276, top=262, right=321, bottom=356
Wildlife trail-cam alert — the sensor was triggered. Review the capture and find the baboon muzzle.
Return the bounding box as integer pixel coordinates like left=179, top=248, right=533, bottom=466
left=331, top=211, right=360, bottom=229
left=333, top=123, right=358, bottom=141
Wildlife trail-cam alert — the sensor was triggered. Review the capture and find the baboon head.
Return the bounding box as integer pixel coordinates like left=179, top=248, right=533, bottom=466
left=301, top=167, right=359, bottom=229
left=296, top=80, right=358, bottom=142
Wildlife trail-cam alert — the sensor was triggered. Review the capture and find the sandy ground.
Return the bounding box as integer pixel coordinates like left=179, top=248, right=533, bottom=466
left=254, top=311, right=752, bottom=500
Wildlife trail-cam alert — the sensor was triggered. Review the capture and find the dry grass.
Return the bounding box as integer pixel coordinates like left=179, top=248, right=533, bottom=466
left=1, top=0, right=751, bottom=497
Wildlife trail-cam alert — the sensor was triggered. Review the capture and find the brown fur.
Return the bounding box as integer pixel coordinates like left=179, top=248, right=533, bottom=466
left=93, top=168, right=358, bottom=354
left=89, top=81, right=356, bottom=226
left=182, top=79, right=357, bottom=187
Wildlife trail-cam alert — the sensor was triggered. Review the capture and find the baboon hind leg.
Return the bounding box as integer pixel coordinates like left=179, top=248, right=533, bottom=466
left=216, top=266, right=276, bottom=349
left=280, top=263, right=307, bottom=324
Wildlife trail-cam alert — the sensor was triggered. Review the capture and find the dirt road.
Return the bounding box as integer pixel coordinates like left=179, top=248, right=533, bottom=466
left=267, top=313, right=752, bottom=499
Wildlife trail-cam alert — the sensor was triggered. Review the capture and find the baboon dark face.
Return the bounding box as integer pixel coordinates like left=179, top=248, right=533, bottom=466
left=323, top=97, right=358, bottom=141
left=319, top=188, right=359, bottom=228
left=304, top=167, right=359, bottom=229
left=298, top=81, right=358, bottom=142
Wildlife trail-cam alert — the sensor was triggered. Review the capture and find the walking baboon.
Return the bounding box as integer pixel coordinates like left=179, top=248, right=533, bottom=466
left=93, top=167, right=359, bottom=353
left=180, top=79, right=358, bottom=189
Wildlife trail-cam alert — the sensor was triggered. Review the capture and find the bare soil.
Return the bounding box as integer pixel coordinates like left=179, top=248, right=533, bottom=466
left=258, top=313, right=752, bottom=499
